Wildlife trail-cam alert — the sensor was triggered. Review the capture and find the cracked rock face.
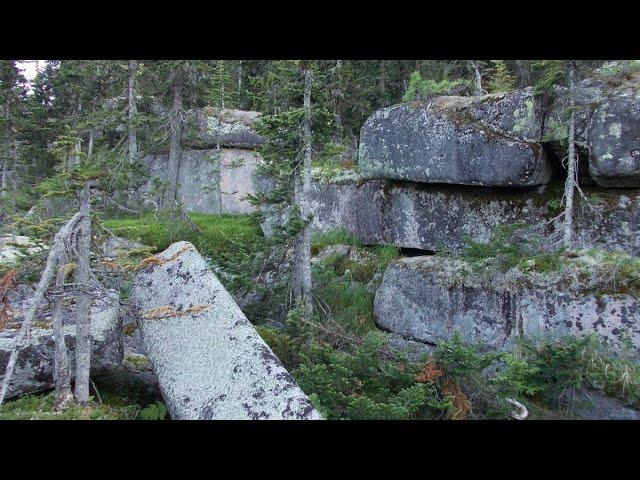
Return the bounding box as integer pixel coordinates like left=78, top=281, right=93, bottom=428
left=359, top=91, right=551, bottom=187
left=308, top=179, right=640, bottom=256
left=131, top=241, right=322, bottom=420
left=142, top=148, right=263, bottom=215
left=374, top=256, right=640, bottom=358
left=0, top=291, right=123, bottom=400
left=183, top=107, right=265, bottom=150
left=588, top=79, right=640, bottom=188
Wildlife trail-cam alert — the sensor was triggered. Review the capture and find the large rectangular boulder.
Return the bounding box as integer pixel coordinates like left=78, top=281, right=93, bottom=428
left=143, top=148, right=262, bottom=215
left=587, top=73, right=640, bottom=188
left=309, top=178, right=640, bottom=256
left=131, top=241, right=322, bottom=420
left=359, top=90, right=552, bottom=187
left=183, top=107, right=266, bottom=150
left=374, top=256, right=640, bottom=358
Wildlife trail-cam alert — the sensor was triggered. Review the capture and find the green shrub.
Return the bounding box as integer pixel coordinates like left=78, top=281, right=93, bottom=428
left=103, top=212, right=265, bottom=293
left=293, top=332, right=442, bottom=420
left=311, top=227, right=362, bottom=255
left=402, top=71, right=471, bottom=102
left=138, top=401, right=168, bottom=420
left=486, top=60, right=517, bottom=93
left=498, top=335, right=640, bottom=409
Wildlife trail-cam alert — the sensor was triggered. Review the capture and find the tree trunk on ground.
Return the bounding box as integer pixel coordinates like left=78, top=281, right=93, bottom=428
left=298, top=68, right=313, bottom=318
left=0, top=212, right=82, bottom=405
left=469, top=61, right=483, bottom=96
left=562, top=61, right=577, bottom=249
left=164, top=69, right=183, bottom=210
left=73, top=183, right=92, bottom=404
left=128, top=60, right=138, bottom=164
left=52, top=254, right=74, bottom=409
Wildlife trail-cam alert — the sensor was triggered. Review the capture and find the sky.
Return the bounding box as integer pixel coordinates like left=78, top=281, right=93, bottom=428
left=16, top=60, right=45, bottom=90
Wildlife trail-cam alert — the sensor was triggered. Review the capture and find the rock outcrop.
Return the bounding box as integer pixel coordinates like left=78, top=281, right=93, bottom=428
left=131, top=241, right=322, bottom=420
left=308, top=179, right=640, bottom=255
left=359, top=91, right=552, bottom=187
left=143, top=148, right=262, bottom=215
left=587, top=72, right=640, bottom=188
left=374, top=256, right=640, bottom=358
left=183, top=107, right=265, bottom=150
left=0, top=290, right=123, bottom=400
left=0, top=235, right=48, bottom=266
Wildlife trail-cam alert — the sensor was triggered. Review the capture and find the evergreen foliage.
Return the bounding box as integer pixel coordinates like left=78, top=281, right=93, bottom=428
left=402, top=71, right=471, bottom=102
left=485, top=60, right=517, bottom=93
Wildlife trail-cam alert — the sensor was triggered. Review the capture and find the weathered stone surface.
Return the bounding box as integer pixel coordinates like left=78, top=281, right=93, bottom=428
left=571, top=389, right=640, bottom=420
left=374, top=256, right=640, bottom=358
left=359, top=91, right=551, bottom=187
left=131, top=241, right=322, bottom=420
left=588, top=74, right=640, bottom=187
left=0, top=235, right=48, bottom=266
left=143, top=148, right=262, bottom=214
left=309, top=179, right=640, bottom=255
left=383, top=332, right=434, bottom=363
left=183, top=107, right=265, bottom=150
left=0, top=291, right=123, bottom=400
left=541, top=65, right=640, bottom=188
left=101, top=236, right=146, bottom=259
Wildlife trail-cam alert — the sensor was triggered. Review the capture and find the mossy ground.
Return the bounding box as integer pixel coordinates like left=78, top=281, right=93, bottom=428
left=0, top=368, right=164, bottom=420
left=103, top=212, right=265, bottom=293
left=103, top=212, right=263, bottom=260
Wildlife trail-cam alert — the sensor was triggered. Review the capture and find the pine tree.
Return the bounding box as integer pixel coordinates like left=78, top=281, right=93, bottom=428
left=486, top=60, right=516, bottom=93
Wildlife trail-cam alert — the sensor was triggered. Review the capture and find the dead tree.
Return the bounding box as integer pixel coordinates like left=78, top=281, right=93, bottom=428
left=0, top=212, right=82, bottom=405
left=0, top=181, right=98, bottom=407
left=468, top=60, right=484, bottom=96
left=562, top=61, right=577, bottom=249
left=52, top=255, right=74, bottom=409
left=128, top=60, right=138, bottom=164
left=164, top=67, right=184, bottom=210
left=298, top=67, right=313, bottom=318
left=73, top=183, right=93, bottom=404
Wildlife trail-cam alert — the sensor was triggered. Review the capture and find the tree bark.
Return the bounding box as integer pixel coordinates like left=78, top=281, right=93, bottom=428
left=469, top=61, right=483, bottom=96
left=562, top=61, right=577, bottom=249
left=237, top=60, right=243, bottom=109
left=52, top=254, right=74, bottom=409
left=1, top=153, right=8, bottom=199
left=72, top=100, right=82, bottom=167
left=332, top=60, right=343, bottom=142
left=128, top=60, right=138, bottom=163
left=164, top=68, right=183, bottom=209
left=73, top=183, right=92, bottom=404
left=0, top=212, right=82, bottom=405
left=215, top=69, right=224, bottom=215
left=1, top=92, right=9, bottom=199
left=291, top=164, right=303, bottom=306
left=87, top=131, right=94, bottom=162
left=515, top=60, right=532, bottom=88
left=299, top=68, right=313, bottom=318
